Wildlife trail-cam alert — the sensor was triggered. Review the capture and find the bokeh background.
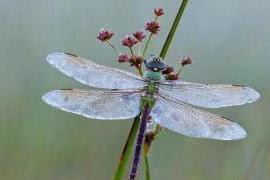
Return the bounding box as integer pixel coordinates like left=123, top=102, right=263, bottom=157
left=0, top=0, right=269, bottom=179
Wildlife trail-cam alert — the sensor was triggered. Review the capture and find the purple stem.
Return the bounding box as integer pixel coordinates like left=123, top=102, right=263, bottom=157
left=129, top=105, right=151, bottom=180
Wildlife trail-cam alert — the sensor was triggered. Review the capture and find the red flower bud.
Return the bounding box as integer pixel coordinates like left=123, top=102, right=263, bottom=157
left=97, top=28, right=114, bottom=41
left=145, top=21, right=160, bottom=34
left=181, top=56, right=193, bottom=66
left=132, top=31, right=146, bottom=42
left=117, top=53, right=130, bottom=63
left=154, top=8, right=164, bottom=16
left=121, top=35, right=138, bottom=47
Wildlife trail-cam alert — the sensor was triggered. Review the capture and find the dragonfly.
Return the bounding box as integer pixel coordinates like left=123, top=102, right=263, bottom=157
left=42, top=52, right=260, bottom=180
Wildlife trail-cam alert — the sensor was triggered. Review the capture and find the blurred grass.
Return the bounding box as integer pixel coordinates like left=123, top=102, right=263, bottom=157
left=0, top=0, right=270, bottom=179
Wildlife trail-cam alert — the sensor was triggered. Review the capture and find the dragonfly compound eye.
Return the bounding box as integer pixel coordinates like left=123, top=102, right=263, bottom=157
left=153, top=57, right=160, bottom=62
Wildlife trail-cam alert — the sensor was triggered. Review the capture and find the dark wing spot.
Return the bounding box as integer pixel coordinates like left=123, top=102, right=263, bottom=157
left=60, top=88, right=74, bottom=90
left=232, top=84, right=244, bottom=87
left=220, top=116, right=235, bottom=123
left=64, top=52, right=78, bottom=57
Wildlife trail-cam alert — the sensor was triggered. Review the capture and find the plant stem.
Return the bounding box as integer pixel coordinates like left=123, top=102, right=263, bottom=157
left=142, top=33, right=153, bottom=58
left=129, top=47, right=135, bottom=56
left=142, top=16, right=158, bottom=58
left=176, top=65, right=184, bottom=76
left=129, top=47, right=143, bottom=76
left=143, top=152, right=150, bottom=180
left=153, top=0, right=189, bottom=135
left=113, top=115, right=140, bottom=180
left=159, top=0, right=189, bottom=59
left=141, top=0, right=190, bottom=178
left=106, top=40, right=122, bottom=54
left=137, top=67, right=143, bottom=77
left=138, top=42, right=141, bottom=56
left=113, top=1, right=189, bottom=179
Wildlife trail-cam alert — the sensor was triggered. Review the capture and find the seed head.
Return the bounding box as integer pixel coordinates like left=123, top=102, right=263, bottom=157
left=162, top=66, right=174, bottom=74
left=117, top=53, right=130, bottom=63
left=97, top=28, right=114, bottom=41
left=181, top=56, right=193, bottom=66
left=121, top=35, right=138, bottom=47
left=154, top=7, right=164, bottom=16
left=129, top=55, right=143, bottom=66
left=145, top=21, right=160, bottom=34
left=166, top=72, right=179, bottom=80
left=132, top=31, right=146, bottom=42
left=132, top=55, right=143, bottom=64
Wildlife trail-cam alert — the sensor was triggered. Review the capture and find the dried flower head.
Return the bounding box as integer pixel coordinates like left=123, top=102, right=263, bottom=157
left=97, top=28, right=114, bottom=41
left=162, top=66, right=174, bottom=74
left=166, top=72, right=179, bottom=80
left=144, top=132, right=155, bottom=146
left=133, top=55, right=143, bottom=64
left=117, top=53, right=130, bottom=63
left=181, top=56, right=193, bottom=66
left=129, top=55, right=143, bottom=66
left=121, top=35, right=138, bottom=47
left=154, top=7, right=164, bottom=16
left=145, top=21, right=160, bottom=34
left=132, top=31, right=146, bottom=42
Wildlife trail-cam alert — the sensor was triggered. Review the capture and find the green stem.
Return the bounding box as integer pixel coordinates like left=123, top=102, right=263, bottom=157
left=159, top=0, right=189, bottom=59
left=140, top=1, right=190, bottom=177
left=113, top=115, right=140, bottom=180
left=154, top=0, right=189, bottom=135
left=130, top=47, right=143, bottom=76
left=142, top=33, right=153, bottom=58
left=113, top=1, right=189, bottom=179
left=137, top=67, right=143, bottom=77
left=176, top=65, right=184, bottom=75
left=144, top=153, right=150, bottom=180
left=129, top=47, right=135, bottom=56
left=138, top=42, right=141, bottom=56
left=106, top=40, right=122, bottom=54
left=142, top=16, right=158, bottom=58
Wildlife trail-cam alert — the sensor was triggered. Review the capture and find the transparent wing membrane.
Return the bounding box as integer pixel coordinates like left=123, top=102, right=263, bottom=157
left=159, top=80, right=260, bottom=108
left=46, top=52, right=144, bottom=89
left=151, top=96, right=247, bottom=140
left=42, top=89, right=142, bottom=120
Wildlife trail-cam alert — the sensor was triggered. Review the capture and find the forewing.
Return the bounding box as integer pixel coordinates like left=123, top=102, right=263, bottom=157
left=42, top=89, right=142, bottom=120
left=46, top=52, right=144, bottom=89
left=150, top=96, right=247, bottom=140
left=159, top=80, right=260, bottom=108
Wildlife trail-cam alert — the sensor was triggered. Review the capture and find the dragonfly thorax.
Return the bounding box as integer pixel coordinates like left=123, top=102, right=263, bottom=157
left=143, top=71, right=163, bottom=81
left=144, top=80, right=158, bottom=95
left=141, top=80, right=158, bottom=109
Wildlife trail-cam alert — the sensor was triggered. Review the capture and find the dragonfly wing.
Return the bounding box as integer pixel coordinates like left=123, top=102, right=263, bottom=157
left=46, top=52, right=144, bottom=89
left=150, top=96, right=247, bottom=140
left=42, top=89, right=142, bottom=120
left=159, top=80, right=260, bottom=108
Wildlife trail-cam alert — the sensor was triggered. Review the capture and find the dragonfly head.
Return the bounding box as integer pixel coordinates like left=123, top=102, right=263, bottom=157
left=144, top=55, right=168, bottom=72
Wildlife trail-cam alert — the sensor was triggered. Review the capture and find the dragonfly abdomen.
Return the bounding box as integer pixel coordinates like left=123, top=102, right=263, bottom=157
left=129, top=105, right=152, bottom=180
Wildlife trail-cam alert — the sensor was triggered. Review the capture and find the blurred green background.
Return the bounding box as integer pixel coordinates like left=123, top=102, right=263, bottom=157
left=0, top=0, right=269, bottom=179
